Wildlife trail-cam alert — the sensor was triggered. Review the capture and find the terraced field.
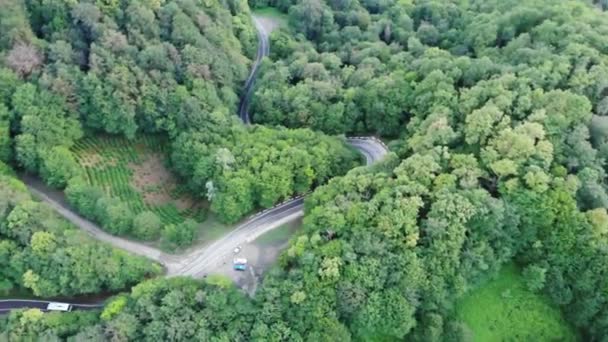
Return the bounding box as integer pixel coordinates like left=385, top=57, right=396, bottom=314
left=72, top=135, right=204, bottom=225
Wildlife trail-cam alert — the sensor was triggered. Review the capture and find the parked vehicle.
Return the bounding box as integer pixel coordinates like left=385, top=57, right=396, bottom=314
left=47, top=302, right=72, bottom=312
left=233, top=264, right=247, bottom=271
left=233, top=257, right=247, bottom=265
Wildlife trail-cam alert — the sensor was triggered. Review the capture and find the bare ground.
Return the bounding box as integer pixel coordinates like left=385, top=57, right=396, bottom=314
left=206, top=218, right=302, bottom=296
left=129, top=154, right=197, bottom=211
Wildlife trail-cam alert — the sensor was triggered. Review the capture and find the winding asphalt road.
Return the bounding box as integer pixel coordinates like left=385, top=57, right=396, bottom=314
left=238, top=16, right=269, bottom=124
left=5, top=15, right=388, bottom=312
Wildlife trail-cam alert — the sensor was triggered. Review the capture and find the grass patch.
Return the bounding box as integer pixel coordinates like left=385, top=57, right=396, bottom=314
left=254, top=221, right=300, bottom=246
left=252, top=7, right=289, bottom=28
left=196, top=213, right=233, bottom=244
left=71, top=134, right=204, bottom=226
left=456, top=263, right=577, bottom=342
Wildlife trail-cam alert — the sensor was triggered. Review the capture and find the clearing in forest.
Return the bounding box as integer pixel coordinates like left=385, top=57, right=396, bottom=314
left=71, top=134, right=204, bottom=225
left=456, top=263, right=577, bottom=342
left=252, top=7, right=289, bottom=31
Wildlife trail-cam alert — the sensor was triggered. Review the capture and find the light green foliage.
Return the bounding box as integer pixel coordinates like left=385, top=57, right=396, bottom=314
left=39, top=146, right=81, bottom=188
left=2, top=309, right=100, bottom=341
left=172, top=126, right=360, bottom=223
left=456, top=264, right=576, bottom=342
left=91, top=277, right=256, bottom=340
left=101, top=200, right=135, bottom=236
left=11, top=84, right=83, bottom=174
left=4, top=0, right=608, bottom=340
left=133, top=211, right=162, bottom=240
left=101, top=296, right=127, bottom=321
left=522, top=264, right=547, bottom=292
left=65, top=177, right=105, bottom=219
left=0, top=172, right=161, bottom=298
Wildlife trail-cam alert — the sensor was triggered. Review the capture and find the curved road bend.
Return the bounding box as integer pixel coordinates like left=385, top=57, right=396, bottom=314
left=8, top=15, right=388, bottom=311
left=23, top=137, right=387, bottom=279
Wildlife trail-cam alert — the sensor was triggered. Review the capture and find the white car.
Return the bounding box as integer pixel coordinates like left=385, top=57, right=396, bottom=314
left=233, top=246, right=241, bottom=254
left=233, top=257, right=247, bottom=265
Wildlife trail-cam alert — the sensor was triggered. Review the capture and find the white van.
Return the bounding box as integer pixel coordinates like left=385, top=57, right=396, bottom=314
left=46, top=302, right=72, bottom=312
left=233, top=257, right=247, bottom=265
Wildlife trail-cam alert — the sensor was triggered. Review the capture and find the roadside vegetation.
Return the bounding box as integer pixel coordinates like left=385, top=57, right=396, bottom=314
left=0, top=161, right=161, bottom=299
left=254, top=221, right=299, bottom=246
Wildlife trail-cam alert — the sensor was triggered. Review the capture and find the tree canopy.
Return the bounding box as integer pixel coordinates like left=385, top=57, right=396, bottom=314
left=0, top=163, right=161, bottom=298
left=0, top=0, right=357, bottom=241
left=5, top=0, right=608, bottom=340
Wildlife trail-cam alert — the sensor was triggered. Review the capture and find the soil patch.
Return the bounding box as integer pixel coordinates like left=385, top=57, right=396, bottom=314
left=129, top=154, right=195, bottom=210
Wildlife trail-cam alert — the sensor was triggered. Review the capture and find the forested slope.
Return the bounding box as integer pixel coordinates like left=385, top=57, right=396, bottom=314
left=1, top=0, right=253, bottom=171
left=5, top=0, right=608, bottom=340
left=0, top=162, right=161, bottom=299
left=249, top=0, right=608, bottom=339
left=0, top=0, right=358, bottom=242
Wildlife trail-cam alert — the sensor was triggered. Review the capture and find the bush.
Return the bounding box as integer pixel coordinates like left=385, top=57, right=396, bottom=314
left=161, top=219, right=199, bottom=249
left=96, top=198, right=134, bottom=235
left=132, top=211, right=162, bottom=240
left=0, top=161, right=14, bottom=176
left=39, top=146, right=81, bottom=189
left=522, top=264, right=547, bottom=292
left=65, top=177, right=105, bottom=220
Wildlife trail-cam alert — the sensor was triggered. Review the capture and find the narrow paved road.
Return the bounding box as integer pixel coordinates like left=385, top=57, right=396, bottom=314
left=0, top=300, right=103, bottom=314
left=6, top=14, right=389, bottom=312
left=238, top=16, right=269, bottom=124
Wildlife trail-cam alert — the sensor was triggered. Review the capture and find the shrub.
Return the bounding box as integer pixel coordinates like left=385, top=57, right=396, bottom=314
left=39, top=146, right=81, bottom=189
left=132, top=211, right=162, bottom=240
left=161, top=219, right=199, bottom=249
left=65, top=177, right=105, bottom=220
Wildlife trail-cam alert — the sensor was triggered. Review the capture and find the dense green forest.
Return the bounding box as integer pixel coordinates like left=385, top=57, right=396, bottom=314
left=0, top=0, right=358, bottom=243
left=0, top=162, right=161, bottom=298
left=4, top=0, right=608, bottom=340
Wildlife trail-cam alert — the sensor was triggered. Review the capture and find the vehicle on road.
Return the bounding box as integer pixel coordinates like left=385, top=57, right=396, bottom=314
left=233, top=246, right=241, bottom=254
left=47, top=302, right=72, bottom=312
left=233, top=264, right=247, bottom=271
left=233, top=257, right=247, bottom=265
